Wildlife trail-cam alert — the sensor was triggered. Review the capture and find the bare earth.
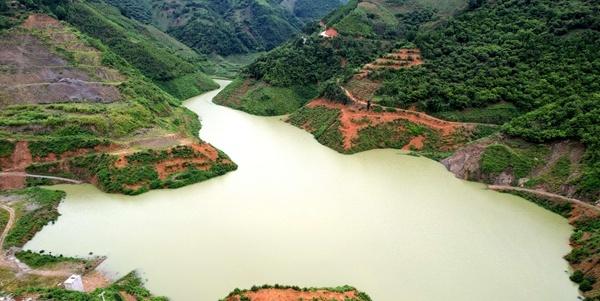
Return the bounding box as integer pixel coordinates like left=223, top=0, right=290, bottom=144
left=227, top=288, right=358, bottom=301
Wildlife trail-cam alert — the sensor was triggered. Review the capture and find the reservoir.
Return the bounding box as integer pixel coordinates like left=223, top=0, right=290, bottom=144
left=26, top=80, right=579, bottom=301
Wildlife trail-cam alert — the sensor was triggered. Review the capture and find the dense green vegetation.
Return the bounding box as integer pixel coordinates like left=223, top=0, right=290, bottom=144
left=480, top=144, right=538, bottom=180
left=0, top=1, right=240, bottom=198
left=377, top=0, right=599, bottom=112
left=289, top=0, right=344, bottom=22
left=372, top=0, right=600, bottom=198
left=503, top=95, right=600, bottom=200
left=157, top=72, right=219, bottom=101
left=58, top=146, right=237, bottom=195
left=223, top=0, right=600, bottom=200
left=56, top=1, right=216, bottom=96
left=15, top=250, right=85, bottom=268
left=246, top=35, right=381, bottom=87
left=0, top=139, right=15, bottom=157
left=221, top=0, right=467, bottom=114
left=3, top=188, right=64, bottom=249
left=104, top=0, right=342, bottom=56
left=433, top=103, right=521, bottom=125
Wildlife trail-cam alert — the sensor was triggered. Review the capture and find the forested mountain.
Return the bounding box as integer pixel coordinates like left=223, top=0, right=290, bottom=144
left=217, top=0, right=468, bottom=114
left=217, top=0, right=600, bottom=203
left=104, top=0, right=345, bottom=55
left=215, top=1, right=600, bottom=295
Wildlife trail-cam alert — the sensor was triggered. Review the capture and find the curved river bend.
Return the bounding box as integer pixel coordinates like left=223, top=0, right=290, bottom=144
left=27, top=81, right=579, bottom=301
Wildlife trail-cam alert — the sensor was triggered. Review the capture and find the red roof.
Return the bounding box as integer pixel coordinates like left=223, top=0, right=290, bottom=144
left=322, top=28, right=339, bottom=38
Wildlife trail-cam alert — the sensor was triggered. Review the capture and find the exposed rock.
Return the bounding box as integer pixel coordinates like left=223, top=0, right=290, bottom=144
left=495, top=170, right=514, bottom=185
left=441, top=138, right=494, bottom=180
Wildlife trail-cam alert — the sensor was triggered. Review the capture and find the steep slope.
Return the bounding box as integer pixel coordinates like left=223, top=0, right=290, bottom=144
left=56, top=0, right=219, bottom=100
left=216, top=0, right=600, bottom=295
left=280, top=0, right=347, bottom=22
left=105, top=0, right=344, bottom=56
left=217, top=0, right=599, bottom=202
left=0, top=3, right=236, bottom=195
left=372, top=0, right=600, bottom=203
left=216, top=0, right=468, bottom=114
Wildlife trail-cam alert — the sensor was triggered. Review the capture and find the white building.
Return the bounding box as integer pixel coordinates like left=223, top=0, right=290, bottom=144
left=64, top=274, right=84, bottom=292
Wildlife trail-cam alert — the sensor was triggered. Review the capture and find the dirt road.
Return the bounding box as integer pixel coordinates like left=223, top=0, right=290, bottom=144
left=0, top=172, right=82, bottom=184
left=0, top=204, right=15, bottom=253
left=488, top=185, right=600, bottom=212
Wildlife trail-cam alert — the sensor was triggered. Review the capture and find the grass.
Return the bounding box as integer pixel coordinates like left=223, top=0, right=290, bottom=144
left=287, top=106, right=345, bottom=151
left=0, top=208, right=9, bottom=236
left=336, top=9, right=374, bottom=36
left=568, top=218, right=600, bottom=264
left=480, top=144, right=536, bottom=179
left=0, top=188, right=166, bottom=300
left=3, top=188, right=65, bottom=249
left=0, top=267, right=66, bottom=293
left=28, top=136, right=110, bottom=158
left=157, top=72, right=219, bottom=101
left=65, top=146, right=237, bottom=195
left=15, top=250, right=85, bottom=269
left=20, top=271, right=168, bottom=301
left=0, top=16, right=232, bottom=195
left=216, top=80, right=317, bottom=116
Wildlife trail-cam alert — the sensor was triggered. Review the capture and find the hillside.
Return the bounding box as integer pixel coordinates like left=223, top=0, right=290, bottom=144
left=0, top=1, right=236, bottom=195
left=104, top=0, right=345, bottom=56
left=215, top=0, right=600, bottom=296
left=217, top=0, right=599, bottom=201
left=215, top=0, right=468, bottom=114
left=54, top=0, right=219, bottom=100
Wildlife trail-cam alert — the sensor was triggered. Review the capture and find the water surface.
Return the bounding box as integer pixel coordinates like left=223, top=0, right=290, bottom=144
left=27, top=80, right=579, bottom=301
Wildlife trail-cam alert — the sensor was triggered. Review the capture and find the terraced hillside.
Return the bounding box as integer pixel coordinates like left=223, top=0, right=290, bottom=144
left=216, top=0, right=467, bottom=114
left=345, top=48, right=423, bottom=103
left=57, top=0, right=219, bottom=100
left=215, top=1, right=600, bottom=295
left=0, top=15, right=123, bottom=107
left=218, top=0, right=600, bottom=203
left=0, top=12, right=236, bottom=195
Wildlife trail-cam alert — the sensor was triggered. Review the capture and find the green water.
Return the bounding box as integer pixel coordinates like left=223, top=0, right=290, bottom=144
left=27, top=81, right=579, bottom=301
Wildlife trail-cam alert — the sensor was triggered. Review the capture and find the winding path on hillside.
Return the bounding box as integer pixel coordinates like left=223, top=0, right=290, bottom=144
left=0, top=172, right=83, bottom=184
left=488, top=185, right=600, bottom=212
left=0, top=204, right=16, bottom=254
left=340, top=87, right=497, bottom=128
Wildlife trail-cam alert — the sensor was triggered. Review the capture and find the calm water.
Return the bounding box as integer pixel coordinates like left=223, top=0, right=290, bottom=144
left=27, top=80, right=579, bottom=301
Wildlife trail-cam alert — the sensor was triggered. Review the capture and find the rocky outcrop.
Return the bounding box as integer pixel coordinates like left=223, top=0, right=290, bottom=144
left=441, top=138, right=494, bottom=180
left=442, top=135, right=594, bottom=203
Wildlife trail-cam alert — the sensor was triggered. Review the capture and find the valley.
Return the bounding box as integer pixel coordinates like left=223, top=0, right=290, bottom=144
left=20, top=82, right=580, bottom=301
left=0, top=0, right=599, bottom=300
